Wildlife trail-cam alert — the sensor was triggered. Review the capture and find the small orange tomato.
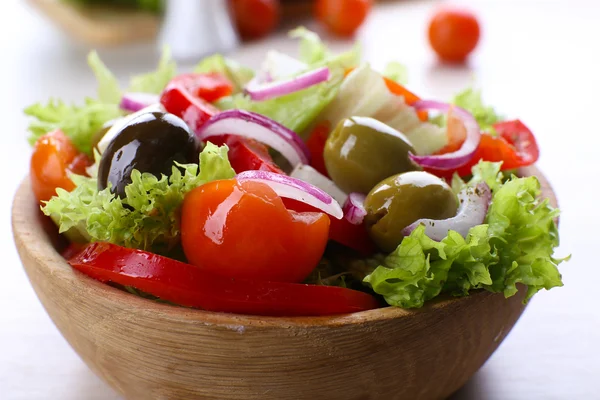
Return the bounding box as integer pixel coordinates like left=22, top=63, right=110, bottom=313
left=30, top=130, right=90, bottom=203
left=181, top=179, right=330, bottom=283
left=315, top=0, right=372, bottom=37
left=428, top=7, right=480, bottom=63
left=230, top=0, right=281, bottom=41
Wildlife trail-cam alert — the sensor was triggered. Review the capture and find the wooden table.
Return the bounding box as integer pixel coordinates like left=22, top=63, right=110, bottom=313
left=1, top=0, right=597, bottom=398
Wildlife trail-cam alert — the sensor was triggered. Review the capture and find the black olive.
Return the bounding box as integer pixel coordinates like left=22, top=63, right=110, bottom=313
left=98, top=111, right=201, bottom=197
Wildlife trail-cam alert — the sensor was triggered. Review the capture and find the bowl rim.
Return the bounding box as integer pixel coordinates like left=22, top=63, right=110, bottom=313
left=12, top=165, right=556, bottom=328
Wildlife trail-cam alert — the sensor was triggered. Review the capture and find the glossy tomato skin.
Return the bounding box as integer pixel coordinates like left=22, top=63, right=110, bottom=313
left=231, top=0, right=281, bottom=40
left=315, top=0, right=372, bottom=37
left=181, top=179, right=330, bottom=283
left=428, top=7, right=480, bottom=63
left=30, top=130, right=91, bottom=203
left=283, top=198, right=377, bottom=256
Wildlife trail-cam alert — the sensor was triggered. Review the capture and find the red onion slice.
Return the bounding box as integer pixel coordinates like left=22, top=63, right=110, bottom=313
left=120, top=92, right=160, bottom=113
left=290, top=164, right=347, bottom=206
left=402, top=183, right=491, bottom=241
left=342, top=193, right=367, bottom=225
left=244, top=67, right=330, bottom=101
left=408, top=100, right=481, bottom=170
left=236, top=170, right=343, bottom=219
left=196, top=109, right=310, bottom=167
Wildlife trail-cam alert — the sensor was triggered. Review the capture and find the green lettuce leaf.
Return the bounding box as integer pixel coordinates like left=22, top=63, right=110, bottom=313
left=24, top=98, right=122, bottom=154
left=452, top=88, right=503, bottom=132
left=382, top=61, right=408, bottom=85
left=216, top=28, right=360, bottom=135
left=288, top=27, right=329, bottom=65
left=193, top=53, right=254, bottom=92
left=362, top=161, right=567, bottom=308
left=127, top=46, right=177, bottom=94
left=42, top=143, right=235, bottom=254
left=87, top=51, right=122, bottom=104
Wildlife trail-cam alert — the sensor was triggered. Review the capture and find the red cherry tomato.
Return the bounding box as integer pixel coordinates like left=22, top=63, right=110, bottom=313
left=315, top=0, right=372, bottom=37
left=30, top=130, right=92, bottom=203
left=69, top=242, right=379, bottom=316
left=181, top=179, right=330, bottom=283
left=208, top=135, right=284, bottom=174
left=160, top=74, right=223, bottom=133
left=428, top=7, right=480, bottom=63
left=283, top=199, right=377, bottom=256
left=426, top=119, right=540, bottom=178
left=230, top=0, right=281, bottom=41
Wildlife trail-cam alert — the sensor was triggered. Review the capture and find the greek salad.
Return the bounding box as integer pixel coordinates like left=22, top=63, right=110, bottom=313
left=25, top=28, right=567, bottom=316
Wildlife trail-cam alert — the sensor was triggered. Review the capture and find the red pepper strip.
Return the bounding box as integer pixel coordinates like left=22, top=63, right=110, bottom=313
left=283, top=199, right=377, bottom=256
left=69, top=243, right=379, bottom=316
left=426, top=119, right=540, bottom=178
left=208, top=135, right=284, bottom=174
left=306, top=121, right=331, bottom=177
left=160, top=81, right=220, bottom=134
left=383, top=78, right=428, bottom=122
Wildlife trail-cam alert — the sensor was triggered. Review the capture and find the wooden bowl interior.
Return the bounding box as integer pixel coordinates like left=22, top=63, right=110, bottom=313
left=11, top=166, right=556, bottom=400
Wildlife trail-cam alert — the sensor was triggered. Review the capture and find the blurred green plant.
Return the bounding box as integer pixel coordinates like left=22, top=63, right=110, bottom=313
left=65, top=0, right=164, bottom=13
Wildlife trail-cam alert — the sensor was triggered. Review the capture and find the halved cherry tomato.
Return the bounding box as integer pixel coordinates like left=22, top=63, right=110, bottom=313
left=208, top=135, right=283, bottom=174
left=69, top=242, right=379, bottom=316
left=315, top=0, right=372, bottom=37
left=306, top=121, right=331, bottom=177
left=426, top=119, right=539, bottom=178
left=181, top=179, right=330, bottom=283
left=160, top=74, right=221, bottom=133
left=30, top=130, right=92, bottom=203
left=283, top=199, right=377, bottom=256
left=230, top=0, right=281, bottom=41
left=428, top=7, right=480, bottom=63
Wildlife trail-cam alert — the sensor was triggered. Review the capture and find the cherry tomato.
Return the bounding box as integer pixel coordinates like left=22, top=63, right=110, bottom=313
left=160, top=74, right=221, bottom=133
left=69, top=242, right=379, bottom=316
left=208, top=135, right=284, bottom=174
left=315, top=0, right=372, bottom=37
left=426, top=119, right=539, bottom=178
left=30, top=130, right=92, bottom=203
left=306, top=122, right=331, bottom=177
left=230, top=0, right=281, bottom=41
left=181, top=179, right=330, bottom=283
left=428, top=7, right=480, bottom=63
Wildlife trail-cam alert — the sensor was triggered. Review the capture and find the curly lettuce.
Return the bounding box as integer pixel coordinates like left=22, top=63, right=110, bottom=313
left=42, top=143, right=235, bottom=254
left=363, top=162, right=567, bottom=308
left=25, top=48, right=176, bottom=154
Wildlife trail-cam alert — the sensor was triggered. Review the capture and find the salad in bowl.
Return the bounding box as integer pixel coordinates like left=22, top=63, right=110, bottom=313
left=24, top=28, right=566, bottom=317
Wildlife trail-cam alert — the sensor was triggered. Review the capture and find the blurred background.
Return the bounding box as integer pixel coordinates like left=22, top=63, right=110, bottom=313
left=2, top=0, right=598, bottom=398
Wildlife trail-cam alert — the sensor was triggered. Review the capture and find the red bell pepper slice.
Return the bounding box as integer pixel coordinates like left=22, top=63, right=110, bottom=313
left=160, top=74, right=223, bottom=133
left=208, top=135, right=284, bottom=174
left=306, top=121, right=331, bottom=177
left=68, top=243, right=379, bottom=316
left=426, top=119, right=540, bottom=178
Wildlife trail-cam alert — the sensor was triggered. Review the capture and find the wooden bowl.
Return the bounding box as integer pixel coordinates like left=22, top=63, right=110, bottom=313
left=12, top=166, right=555, bottom=400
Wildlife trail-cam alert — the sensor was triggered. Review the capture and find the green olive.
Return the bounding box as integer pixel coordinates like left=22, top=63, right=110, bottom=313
left=364, top=171, right=458, bottom=252
left=323, top=116, right=420, bottom=194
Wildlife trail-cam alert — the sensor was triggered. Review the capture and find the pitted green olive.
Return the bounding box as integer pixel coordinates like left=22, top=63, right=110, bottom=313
left=364, top=171, right=459, bottom=252
left=323, top=116, right=420, bottom=194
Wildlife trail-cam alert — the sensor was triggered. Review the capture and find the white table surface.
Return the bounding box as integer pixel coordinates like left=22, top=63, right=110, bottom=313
left=1, top=0, right=598, bottom=399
